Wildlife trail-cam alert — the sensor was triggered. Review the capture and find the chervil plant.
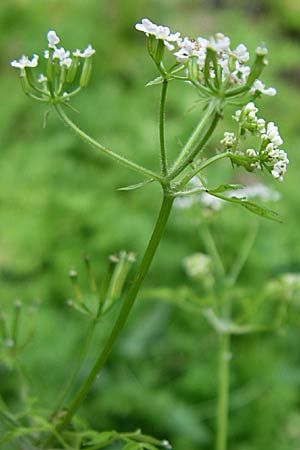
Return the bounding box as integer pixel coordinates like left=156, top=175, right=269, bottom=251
left=5, top=18, right=288, bottom=449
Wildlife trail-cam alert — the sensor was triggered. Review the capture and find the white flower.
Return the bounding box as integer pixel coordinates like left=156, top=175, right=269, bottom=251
left=209, top=33, right=230, bottom=53
left=11, top=54, right=39, bottom=69
left=232, top=109, right=241, bottom=122
left=246, top=148, right=257, bottom=157
left=271, top=163, right=287, bottom=182
left=60, top=57, right=73, bottom=68
left=229, top=62, right=251, bottom=85
left=232, top=44, right=249, bottom=63
left=244, top=102, right=258, bottom=114
left=174, top=37, right=198, bottom=62
left=47, top=30, right=60, bottom=48
left=183, top=253, right=212, bottom=278
left=256, top=45, right=268, bottom=56
left=251, top=79, right=276, bottom=96
left=220, top=131, right=236, bottom=148
left=50, top=47, right=73, bottom=68
left=73, top=44, right=95, bottom=58
left=265, top=122, right=283, bottom=146
left=257, top=118, right=266, bottom=133
left=53, top=47, right=70, bottom=60
left=135, top=18, right=180, bottom=50
left=270, top=156, right=288, bottom=182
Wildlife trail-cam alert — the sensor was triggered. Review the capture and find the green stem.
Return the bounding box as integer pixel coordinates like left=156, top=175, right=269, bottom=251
left=159, top=80, right=169, bottom=176
left=227, top=221, right=259, bottom=287
left=216, top=332, right=231, bottom=450
left=201, top=224, right=225, bottom=280
left=53, top=321, right=96, bottom=413
left=53, top=104, right=163, bottom=183
left=167, top=99, right=221, bottom=181
left=54, top=192, right=174, bottom=434
left=176, top=151, right=231, bottom=191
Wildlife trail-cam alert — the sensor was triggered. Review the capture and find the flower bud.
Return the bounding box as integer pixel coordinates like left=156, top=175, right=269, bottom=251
left=80, top=58, right=92, bottom=88
left=67, top=56, right=80, bottom=84
left=188, top=56, right=199, bottom=82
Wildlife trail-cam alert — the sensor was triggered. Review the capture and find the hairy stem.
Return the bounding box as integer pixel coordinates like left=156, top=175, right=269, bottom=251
left=167, top=99, right=221, bottom=181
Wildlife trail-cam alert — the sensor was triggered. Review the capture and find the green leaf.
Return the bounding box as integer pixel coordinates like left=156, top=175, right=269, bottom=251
left=207, top=191, right=281, bottom=222
left=208, top=183, right=245, bottom=194
left=203, top=309, right=263, bottom=335
left=123, top=441, right=141, bottom=450
left=80, top=430, right=119, bottom=445
left=145, top=76, right=164, bottom=87
left=117, top=179, right=154, bottom=191
left=141, top=443, right=160, bottom=450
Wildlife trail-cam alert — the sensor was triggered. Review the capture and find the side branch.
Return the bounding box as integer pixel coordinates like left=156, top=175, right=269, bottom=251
left=54, top=104, right=163, bottom=183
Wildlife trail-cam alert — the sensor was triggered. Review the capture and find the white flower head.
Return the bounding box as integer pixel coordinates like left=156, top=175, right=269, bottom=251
left=11, top=54, right=39, bottom=69
left=73, top=44, right=95, bottom=58
left=135, top=18, right=180, bottom=50
left=183, top=253, right=212, bottom=279
left=47, top=30, right=60, bottom=48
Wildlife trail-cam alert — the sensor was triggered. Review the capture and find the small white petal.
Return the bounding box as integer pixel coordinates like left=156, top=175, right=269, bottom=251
left=47, top=30, right=60, bottom=48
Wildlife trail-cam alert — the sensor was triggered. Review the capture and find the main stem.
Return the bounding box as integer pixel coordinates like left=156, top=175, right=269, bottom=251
left=55, top=192, right=174, bottom=433
left=216, top=332, right=230, bottom=450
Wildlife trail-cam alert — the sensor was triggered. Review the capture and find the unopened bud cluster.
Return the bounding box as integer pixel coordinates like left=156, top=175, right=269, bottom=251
left=11, top=30, right=95, bottom=103
left=135, top=18, right=275, bottom=99
left=222, top=102, right=289, bottom=182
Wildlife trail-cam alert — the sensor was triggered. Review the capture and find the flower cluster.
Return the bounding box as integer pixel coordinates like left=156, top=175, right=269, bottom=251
left=10, top=30, right=95, bottom=102
left=183, top=253, right=214, bottom=290
left=227, top=102, right=289, bottom=181
left=266, top=273, right=300, bottom=305
left=135, top=18, right=180, bottom=50
left=135, top=18, right=275, bottom=98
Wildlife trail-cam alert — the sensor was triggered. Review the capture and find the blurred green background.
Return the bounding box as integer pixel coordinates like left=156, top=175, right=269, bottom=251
left=1, top=1, right=300, bottom=449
